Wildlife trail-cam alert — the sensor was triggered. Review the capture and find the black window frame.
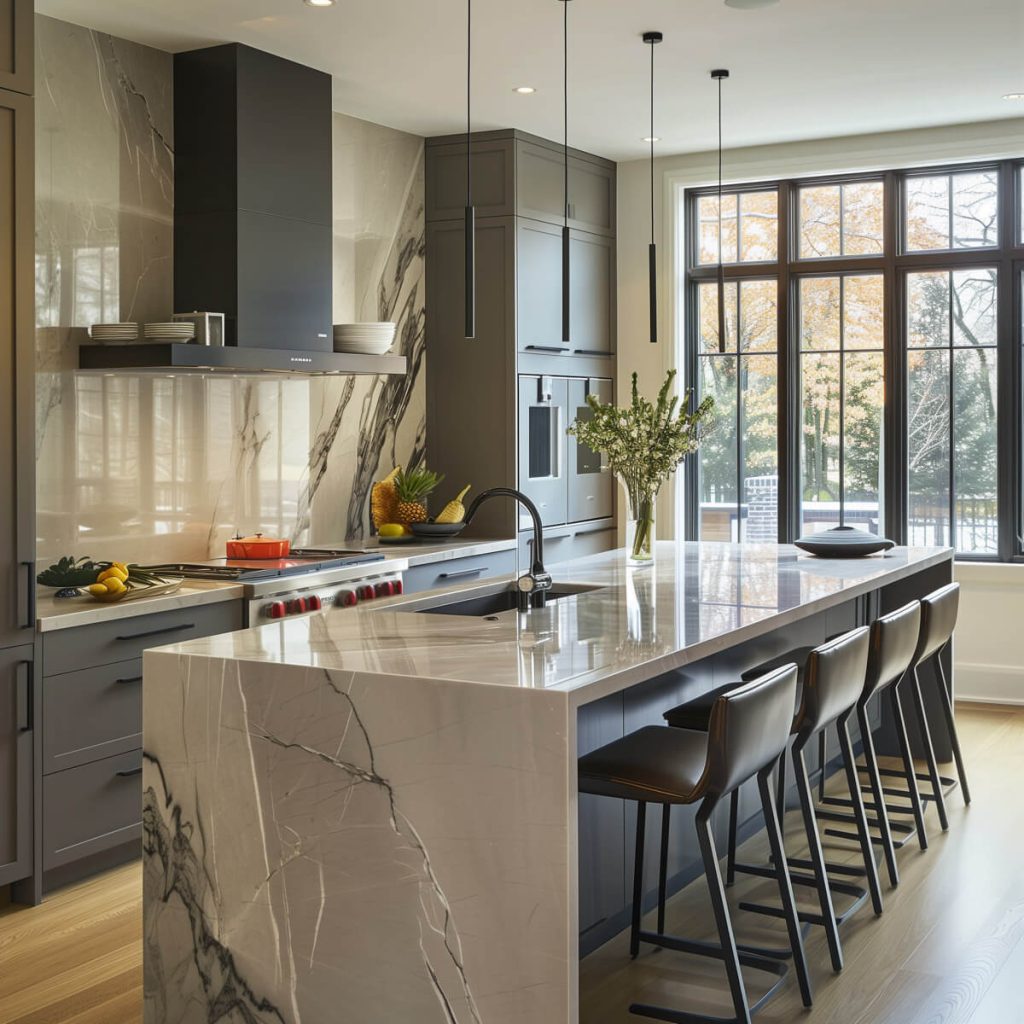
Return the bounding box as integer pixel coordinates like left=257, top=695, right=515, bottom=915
left=682, top=158, right=1024, bottom=561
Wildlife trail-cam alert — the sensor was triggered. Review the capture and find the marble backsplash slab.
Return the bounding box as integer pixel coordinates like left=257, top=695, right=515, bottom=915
left=34, top=16, right=426, bottom=566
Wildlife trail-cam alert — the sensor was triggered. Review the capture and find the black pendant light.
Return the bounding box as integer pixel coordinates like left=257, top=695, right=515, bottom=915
left=711, top=69, right=729, bottom=355
left=560, top=0, right=571, bottom=343
left=644, top=31, right=663, bottom=344
left=464, top=0, right=475, bottom=338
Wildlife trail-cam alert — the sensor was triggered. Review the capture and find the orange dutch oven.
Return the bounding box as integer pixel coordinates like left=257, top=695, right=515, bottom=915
left=226, top=533, right=291, bottom=559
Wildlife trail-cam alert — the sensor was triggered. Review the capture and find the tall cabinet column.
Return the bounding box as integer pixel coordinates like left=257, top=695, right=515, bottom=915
left=0, top=0, right=35, bottom=898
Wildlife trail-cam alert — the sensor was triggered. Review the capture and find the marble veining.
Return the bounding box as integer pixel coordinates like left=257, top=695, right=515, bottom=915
left=35, top=18, right=427, bottom=565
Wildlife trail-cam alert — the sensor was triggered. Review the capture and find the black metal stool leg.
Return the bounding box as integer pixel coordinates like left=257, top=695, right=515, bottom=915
left=934, top=652, right=971, bottom=805
left=793, top=743, right=844, bottom=972
left=775, top=749, right=787, bottom=839
left=757, top=765, right=813, bottom=1009
left=890, top=679, right=929, bottom=850
left=631, top=801, right=647, bottom=958
left=910, top=666, right=949, bottom=830
left=695, top=801, right=754, bottom=1024
left=818, top=729, right=827, bottom=801
left=658, top=804, right=670, bottom=934
left=837, top=713, right=883, bottom=915
left=726, top=787, right=739, bottom=886
left=857, top=699, right=899, bottom=888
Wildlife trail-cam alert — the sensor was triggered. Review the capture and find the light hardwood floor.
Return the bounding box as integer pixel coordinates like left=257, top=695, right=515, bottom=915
left=0, top=704, right=1019, bottom=1024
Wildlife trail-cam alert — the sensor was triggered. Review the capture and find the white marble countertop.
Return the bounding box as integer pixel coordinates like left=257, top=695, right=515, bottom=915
left=339, top=535, right=517, bottom=566
left=36, top=580, right=245, bottom=632
left=150, top=541, right=952, bottom=706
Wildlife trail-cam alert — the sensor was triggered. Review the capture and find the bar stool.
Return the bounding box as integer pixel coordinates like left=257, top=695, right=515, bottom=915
left=876, top=583, right=970, bottom=830
left=661, top=626, right=881, bottom=976
left=578, top=665, right=812, bottom=1024
left=814, top=600, right=925, bottom=886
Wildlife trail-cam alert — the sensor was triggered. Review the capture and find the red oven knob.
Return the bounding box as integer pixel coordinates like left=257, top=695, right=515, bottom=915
left=359, top=585, right=375, bottom=600
left=393, top=578, right=403, bottom=594
left=268, top=601, right=286, bottom=619
left=338, top=589, right=358, bottom=607
left=288, top=597, right=307, bottom=614
left=374, top=580, right=395, bottom=598
left=307, top=595, right=322, bottom=611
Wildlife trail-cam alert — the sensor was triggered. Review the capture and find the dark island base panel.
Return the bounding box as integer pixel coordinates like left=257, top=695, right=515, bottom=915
left=576, top=556, right=953, bottom=957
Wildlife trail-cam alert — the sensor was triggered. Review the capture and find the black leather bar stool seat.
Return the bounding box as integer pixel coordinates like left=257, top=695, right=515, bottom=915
left=874, top=583, right=970, bottom=831
left=816, top=600, right=926, bottom=885
left=661, top=627, right=882, bottom=975
left=579, top=665, right=812, bottom=1024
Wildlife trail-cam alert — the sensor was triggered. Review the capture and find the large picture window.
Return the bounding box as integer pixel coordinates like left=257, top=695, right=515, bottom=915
left=682, top=159, right=1023, bottom=560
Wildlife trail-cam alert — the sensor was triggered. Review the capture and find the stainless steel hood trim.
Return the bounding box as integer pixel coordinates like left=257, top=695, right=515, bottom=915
left=78, top=342, right=408, bottom=377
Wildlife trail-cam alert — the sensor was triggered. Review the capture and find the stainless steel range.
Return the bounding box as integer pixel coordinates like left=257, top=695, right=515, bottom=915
left=146, top=550, right=406, bottom=626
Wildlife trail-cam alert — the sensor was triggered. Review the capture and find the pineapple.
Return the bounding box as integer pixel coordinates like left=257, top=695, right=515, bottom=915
left=435, top=485, right=471, bottom=524
left=370, top=466, right=401, bottom=529
left=394, top=466, right=443, bottom=524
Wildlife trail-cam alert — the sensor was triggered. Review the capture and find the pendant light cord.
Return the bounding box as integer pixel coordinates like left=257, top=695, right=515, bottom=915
left=715, top=70, right=726, bottom=354
left=466, top=0, right=472, bottom=206
left=563, top=0, right=568, bottom=227
left=649, top=41, right=655, bottom=246
left=463, top=0, right=475, bottom=338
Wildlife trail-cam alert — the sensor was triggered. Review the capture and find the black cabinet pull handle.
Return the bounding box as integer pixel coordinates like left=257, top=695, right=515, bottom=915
left=439, top=567, right=486, bottom=579
left=115, top=675, right=144, bottom=685
left=115, top=766, right=143, bottom=778
left=524, top=345, right=567, bottom=353
left=16, top=660, right=32, bottom=733
left=20, top=561, right=35, bottom=630
left=115, top=623, right=195, bottom=642
left=572, top=349, right=609, bottom=356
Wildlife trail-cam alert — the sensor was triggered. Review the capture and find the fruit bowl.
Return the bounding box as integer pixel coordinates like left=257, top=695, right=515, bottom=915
left=87, top=578, right=185, bottom=603
left=410, top=522, right=466, bottom=538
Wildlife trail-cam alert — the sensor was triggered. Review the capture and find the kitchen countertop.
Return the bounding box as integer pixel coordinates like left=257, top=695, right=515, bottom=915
left=343, top=534, right=517, bottom=566
left=35, top=580, right=245, bottom=632
left=149, top=540, right=952, bottom=707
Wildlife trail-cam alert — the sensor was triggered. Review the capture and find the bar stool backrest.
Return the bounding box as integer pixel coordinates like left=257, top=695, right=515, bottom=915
left=705, top=663, right=799, bottom=798
left=798, top=626, right=870, bottom=735
left=865, top=600, right=921, bottom=699
left=913, top=582, right=959, bottom=667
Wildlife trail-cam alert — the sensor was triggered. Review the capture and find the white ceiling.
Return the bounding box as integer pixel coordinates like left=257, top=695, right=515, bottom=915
left=36, top=0, right=1024, bottom=161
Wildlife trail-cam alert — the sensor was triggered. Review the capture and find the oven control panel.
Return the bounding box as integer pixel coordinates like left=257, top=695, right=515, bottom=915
left=260, top=574, right=404, bottom=620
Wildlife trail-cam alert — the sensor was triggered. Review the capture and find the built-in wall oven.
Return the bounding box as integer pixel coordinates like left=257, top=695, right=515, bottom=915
left=518, top=374, right=612, bottom=531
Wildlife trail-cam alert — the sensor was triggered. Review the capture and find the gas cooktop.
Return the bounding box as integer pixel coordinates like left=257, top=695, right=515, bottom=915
left=145, top=551, right=384, bottom=582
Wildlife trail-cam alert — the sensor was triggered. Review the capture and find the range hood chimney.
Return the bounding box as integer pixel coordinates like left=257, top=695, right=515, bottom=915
left=80, top=43, right=405, bottom=376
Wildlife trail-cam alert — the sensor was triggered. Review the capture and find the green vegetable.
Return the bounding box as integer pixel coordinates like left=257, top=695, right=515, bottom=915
left=36, top=556, right=111, bottom=588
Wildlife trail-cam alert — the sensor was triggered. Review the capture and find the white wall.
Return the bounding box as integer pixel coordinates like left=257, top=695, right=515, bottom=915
left=616, top=115, right=1024, bottom=703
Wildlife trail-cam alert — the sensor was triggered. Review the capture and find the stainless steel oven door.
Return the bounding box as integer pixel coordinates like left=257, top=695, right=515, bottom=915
left=518, top=374, right=568, bottom=528
left=567, top=377, right=613, bottom=523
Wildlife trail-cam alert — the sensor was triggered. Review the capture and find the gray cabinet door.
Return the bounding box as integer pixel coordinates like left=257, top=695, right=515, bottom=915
left=0, top=0, right=31, bottom=96
left=0, top=88, right=33, bottom=650
left=0, top=644, right=32, bottom=886
left=516, top=219, right=567, bottom=354
left=569, top=231, right=615, bottom=357
left=516, top=141, right=615, bottom=237
left=426, top=138, right=515, bottom=222
left=518, top=375, right=568, bottom=527
left=568, top=378, right=614, bottom=523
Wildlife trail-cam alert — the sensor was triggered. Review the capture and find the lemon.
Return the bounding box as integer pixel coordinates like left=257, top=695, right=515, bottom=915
left=98, top=566, right=129, bottom=583
left=103, top=577, right=127, bottom=594
left=87, top=583, right=109, bottom=597
left=378, top=523, right=406, bottom=538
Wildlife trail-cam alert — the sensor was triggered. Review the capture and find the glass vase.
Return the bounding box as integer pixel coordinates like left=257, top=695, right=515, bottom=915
left=625, top=488, right=657, bottom=565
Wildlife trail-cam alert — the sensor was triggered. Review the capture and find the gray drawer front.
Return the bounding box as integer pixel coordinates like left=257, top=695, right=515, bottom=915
left=43, top=750, right=143, bottom=871
left=404, top=550, right=517, bottom=595
left=43, top=659, right=142, bottom=775
left=42, top=600, right=242, bottom=676
left=519, top=526, right=616, bottom=567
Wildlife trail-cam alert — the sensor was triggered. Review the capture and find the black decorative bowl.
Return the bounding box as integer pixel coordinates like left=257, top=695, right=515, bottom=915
left=410, top=522, right=466, bottom=538
left=794, top=526, right=894, bottom=558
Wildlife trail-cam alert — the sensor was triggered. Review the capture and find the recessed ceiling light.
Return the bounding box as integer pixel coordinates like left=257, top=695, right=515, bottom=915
left=303, top=0, right=334, bottom=7
left=1003, top=92, right=1024, bottom=101
left=514, top=86, right=537, bottom=95
left=724, top=0, right=780, bottom=8
left=643, top=136, right=661, bottom=143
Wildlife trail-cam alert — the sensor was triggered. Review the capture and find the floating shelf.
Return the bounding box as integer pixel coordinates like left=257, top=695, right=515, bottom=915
left=78, top=343, right=407, bottom=377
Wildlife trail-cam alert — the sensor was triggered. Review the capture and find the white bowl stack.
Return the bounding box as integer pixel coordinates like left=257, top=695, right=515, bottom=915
left=144, top=322, right=196, bottom=342
left=88, top=323, right=138, bottom=343
left=333, top=322, right=396, bottom=355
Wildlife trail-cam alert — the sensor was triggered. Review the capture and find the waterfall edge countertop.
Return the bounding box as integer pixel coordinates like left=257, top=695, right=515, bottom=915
left=142, top=541, right=953, bottom=1024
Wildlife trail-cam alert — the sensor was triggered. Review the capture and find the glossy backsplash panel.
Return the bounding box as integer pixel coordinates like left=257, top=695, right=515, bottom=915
left=34, top=16, right=426, bottom=565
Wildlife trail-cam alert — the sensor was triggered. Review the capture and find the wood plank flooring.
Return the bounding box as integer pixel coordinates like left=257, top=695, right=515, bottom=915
left=0, top=703, right=1019, bottom=1024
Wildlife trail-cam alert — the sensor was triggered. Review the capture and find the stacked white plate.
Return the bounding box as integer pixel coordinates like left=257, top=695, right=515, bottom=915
left=144, top=322, right=196, bottom=341
left=89, top=323, right=138, bottom=343
left=333, top=322, right=396, bottom=355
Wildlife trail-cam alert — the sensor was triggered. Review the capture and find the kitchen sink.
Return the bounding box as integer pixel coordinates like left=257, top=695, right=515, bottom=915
left=415, top=584, right=600, bottom=617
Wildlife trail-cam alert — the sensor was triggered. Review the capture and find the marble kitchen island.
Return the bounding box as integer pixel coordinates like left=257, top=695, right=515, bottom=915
left=141, top=541, right=953, bottom=1024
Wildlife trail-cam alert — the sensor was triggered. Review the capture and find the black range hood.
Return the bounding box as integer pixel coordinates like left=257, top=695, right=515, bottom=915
left=80, top=43, right=404, bottom=377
